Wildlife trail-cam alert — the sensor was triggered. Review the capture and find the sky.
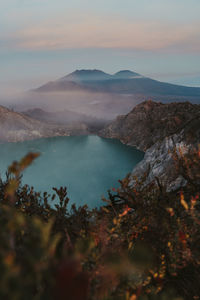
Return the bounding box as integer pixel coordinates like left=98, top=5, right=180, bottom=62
left=1, top=0, right=200, bottom=93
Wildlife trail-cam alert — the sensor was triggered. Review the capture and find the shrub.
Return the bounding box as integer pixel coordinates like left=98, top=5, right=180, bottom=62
left=0, top=150, right=199, bottom=299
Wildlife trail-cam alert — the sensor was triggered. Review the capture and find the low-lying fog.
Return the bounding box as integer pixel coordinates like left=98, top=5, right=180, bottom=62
left=0, top=89, right=143, bottom=122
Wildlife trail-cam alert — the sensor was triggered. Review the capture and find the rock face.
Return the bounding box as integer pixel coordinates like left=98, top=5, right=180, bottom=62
left=100, top=100, right=200, bottom=151
left=132, top=119, right=200, bottom=191
left=0, top=106, right=89, bottom=142
left=100, top=100, right=200, bottom=191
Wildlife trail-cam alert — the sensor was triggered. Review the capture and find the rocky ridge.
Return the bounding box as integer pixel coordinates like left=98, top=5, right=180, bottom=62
left=100, top=100, right=200, bottom=191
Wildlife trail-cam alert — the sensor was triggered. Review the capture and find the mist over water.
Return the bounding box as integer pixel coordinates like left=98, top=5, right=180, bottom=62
left=0, top=136, right=144, bottom=208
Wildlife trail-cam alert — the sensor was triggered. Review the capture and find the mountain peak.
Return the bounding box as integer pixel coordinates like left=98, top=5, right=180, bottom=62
left=59, top=69, right=144, bottom=82
left=60, top=69, right=112, bottom=82
left=114, top=70, right=142, bottom=79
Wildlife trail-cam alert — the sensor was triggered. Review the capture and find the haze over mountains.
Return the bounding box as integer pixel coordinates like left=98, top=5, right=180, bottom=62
left=35, top=69, right=200, bottom=98
left=1, top=69, right=200, bottom=129
left=26, top=69, right=200, bottom=121
left=169, top=75, right=200, bottom=88
left=23, top=108, right=108, bottom=132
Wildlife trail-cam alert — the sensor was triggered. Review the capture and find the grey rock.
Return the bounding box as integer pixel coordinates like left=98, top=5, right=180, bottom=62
left=100, top=100, right=200, bottom=151
left=131, top=132, right=189, bottom=191
left=101, top=100, right=200, bottom=191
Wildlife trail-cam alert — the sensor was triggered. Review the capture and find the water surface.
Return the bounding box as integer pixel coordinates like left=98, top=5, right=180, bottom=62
left=0, top=136, right=144, bottom=208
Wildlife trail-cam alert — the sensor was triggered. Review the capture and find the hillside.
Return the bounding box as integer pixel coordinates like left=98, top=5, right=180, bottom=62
left=22, top=108, right=108, bottom=132
left=0, top=106, right=89, bottom=142
left=100, top=100, right=200, bottom=150
left=100, top=100, right=200, bottom=191
left=35, top=69, right=200, bottom=99
left=0, top=104, right=199, bottom=300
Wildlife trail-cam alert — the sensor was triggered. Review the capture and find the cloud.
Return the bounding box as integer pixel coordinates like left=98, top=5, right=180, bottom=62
left=2, top=15, right=200, bottom=53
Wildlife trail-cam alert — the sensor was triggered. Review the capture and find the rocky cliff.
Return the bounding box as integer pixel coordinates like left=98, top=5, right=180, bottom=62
left=100, top=100, right=200, bottom=191
left=100, top=100, right=200, bottom=151
left=0, top=106, right=89, bottom=142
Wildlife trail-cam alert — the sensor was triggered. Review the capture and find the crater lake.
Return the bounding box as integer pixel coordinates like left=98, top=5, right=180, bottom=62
left=0, top=136, right=144, bottom=208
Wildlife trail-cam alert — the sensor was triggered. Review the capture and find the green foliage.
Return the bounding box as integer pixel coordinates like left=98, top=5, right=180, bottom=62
left=0, top=150, right=199, bottom=299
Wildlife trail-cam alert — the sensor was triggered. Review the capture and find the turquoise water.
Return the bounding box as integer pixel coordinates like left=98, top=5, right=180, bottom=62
left=0, top=136, right=144, bottom=208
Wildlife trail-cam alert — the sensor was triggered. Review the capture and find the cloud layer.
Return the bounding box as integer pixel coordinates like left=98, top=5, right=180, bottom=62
left=2, top=16, right=200, bottom=53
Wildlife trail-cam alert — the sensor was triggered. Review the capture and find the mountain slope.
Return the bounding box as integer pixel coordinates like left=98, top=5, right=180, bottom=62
left=100, top=100, right=200, bottom=191
left=0, top=106, right=88, bottom=142
left=23, top=108, right=96, bottom=124
left=34, top=69, right=200, bottom=98
left=22, top=108, right=108, bottom=132
left=100, top=100, right=200, bottom=151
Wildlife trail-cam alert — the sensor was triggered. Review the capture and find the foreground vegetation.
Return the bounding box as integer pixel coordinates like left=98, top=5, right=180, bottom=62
left=0, top=148, right=199, bottom=300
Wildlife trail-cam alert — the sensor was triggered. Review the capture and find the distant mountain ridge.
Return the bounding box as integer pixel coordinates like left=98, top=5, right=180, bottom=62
left=34, top=69, right=200, bottom=99
left=59, top=69, right=142, bottom=82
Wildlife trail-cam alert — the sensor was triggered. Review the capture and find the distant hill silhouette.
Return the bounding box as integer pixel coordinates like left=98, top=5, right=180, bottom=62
left=35, top=69, right=200, bottom=98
